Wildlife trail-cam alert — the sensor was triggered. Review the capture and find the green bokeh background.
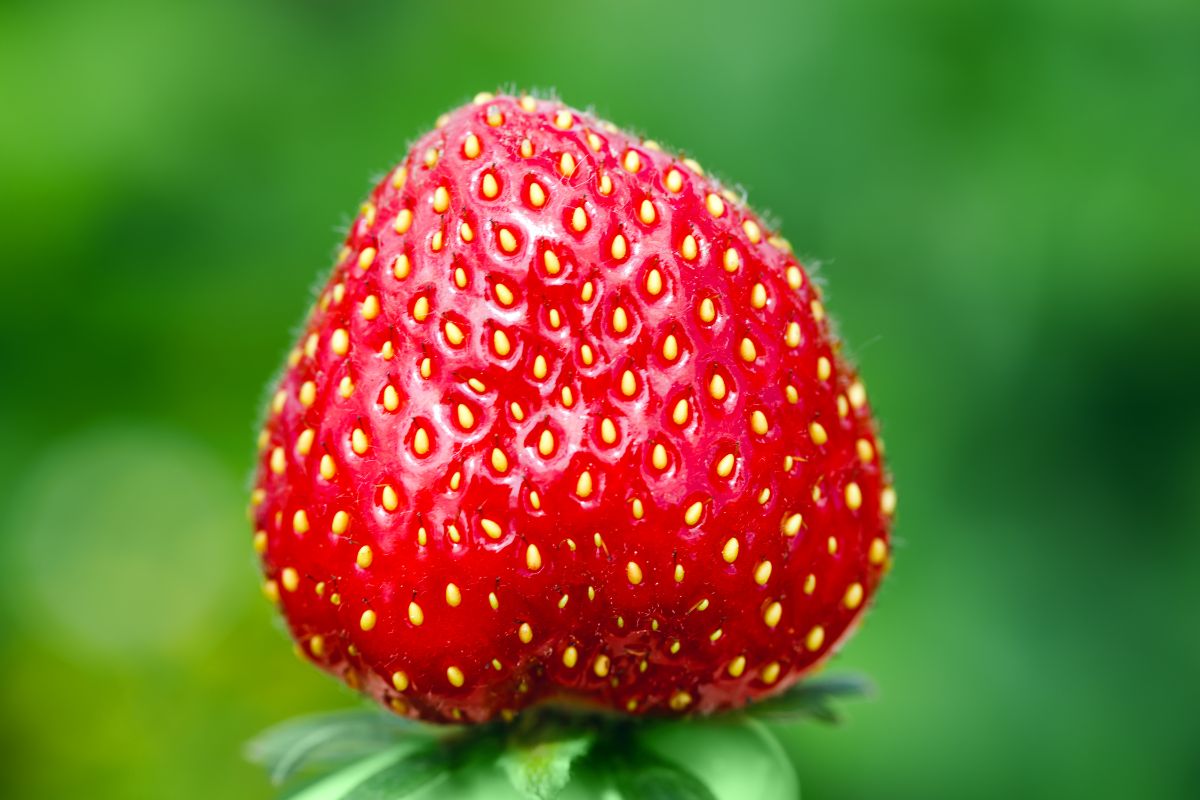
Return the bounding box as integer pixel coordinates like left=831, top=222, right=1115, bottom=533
left=2, top=0, right=1197, bottom=797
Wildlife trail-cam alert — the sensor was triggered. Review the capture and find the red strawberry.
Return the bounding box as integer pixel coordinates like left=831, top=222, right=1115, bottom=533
left=251, top=92, right=894, bottom=724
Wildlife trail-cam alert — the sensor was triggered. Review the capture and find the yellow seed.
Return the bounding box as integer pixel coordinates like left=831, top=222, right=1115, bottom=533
left=492, top=329, right=512, bottom=357
left=786, top=385, right=800, bottom=404
left=652, top=444, right=669, bottom=470
left=392, top=166, right=408, bottom=189
left=810, top=421, right=828, bottom=445
left=672, top=398, right=690, bottom=426
left=562, top=646, right=579, bottom=668
left=538, top=428, right=555, bottom=457
left=751, top=410, right=769, bottom=435
left=498, top=227, right=517, bottom=253
left=516, top=621, right=533, bottom=644
left=576, top=470, right=594, bottom=498
left=804, top=574, right=817, bottom=595
left=393, top=209, right=413, bottom=234
left=751, top=283, right=767, bottom=309
left=662, top=334, right=679, bottom=361
left=763, top=601, right=783, bottom=628
left=631, top=498, right=645, bottom=520
left=620, top=370, right=637, bottom=397
left=593, top=654, right=611, bottom=677
left=420, top=357, right=432, bottom=379
left=785, top=322, right=801, bottom=348
left=598, top=173, right=613, bottom=195
left=413, top=427, right=430, bottom=456
left=571, top=206, right=587, bottom=232
left=490, top=448, right=509, bottom=473
left=856, top=438, right=875, bottom=462
left=673, top=563, right=685, bottom=583
left=540, top=250, right=560, bottom=276
left=761, top=662, right=781, bottom=684
left=639, top=199, right=657, bottom=224
left=392, top=671, right=409, bottom=692
left=783, top=513, right=803, bottom=537
left=548, top=308, right=562, bottom=329
left=433, top=186, right=450, bottom=213
left=383, top=385, right=400, bottom=412
left=381, top=485, right=399, bottom=511
left=454, top=264, right=468, bottom=286
left=526, top=543, right=542, bottom=571
left=728, top=656, right=747, bottom=678
left=759, top=488, right=772, bottom=505
left=253, top=530, right=267, bottom=553
left=463, top=133, right=481, bottom=159
left=699, top=297, right=716, bottom=323
left=743, top=219, right=762, bottom=243
left=611, top=307, right=630, bottom=335
left=424, top=145, right=439, bottom=166
left=393, top=253, right=411, bottom=280
left=844, top=582, right=864, bottom=610
left=559, top=152, right=576, bottom=177
left=456, top=404, right=475, bottom=430
left=709, top=373, right=727, bottom=401
left=412, top=296, right=430, bottom=322
left=296, top=428, right=315, bottom=456
left=581, top=281, right=595, bottom=303
left=358, top=247, right=377, bottom=270
left=680, top=234, right=698, bottom=261
left=812, top=299, right=826, bottom=321
left=405, top=601, right=424, bottom=626
left=444, top=320, right=465, bottom=346
left=361, top=294, right=380, bottom=321
left=481, top=518, right=502, bottom=539
left=528, top=182, right=547, bottom=207
left=518, top=95, right=536, bottom=111
left=869, top=537, right=888, bottom=565
left=482, top=172, right=500, bottom=198
left=489, top=591, right=500, bottom=610
left=299, top=381, right=316, bottom=406
left=561, top=385, right=575, bottom=407
left=881, top=486, right=897, bottom=515
left=622, top=150, right=641, bottom=172
left=670, top=691, right=693, bottom=711
left=626, top=562, right=643, bottom=585
left=705, top=193, right=725, bottom=217
left=787, top=265, right=804, bottom=289
left=845, top=482, right=863, bottom=510
left=445, top=583, right=462, bottom=607
left=670, top=640, right=682, bottom=654
left=645, top=269, right=664, bottom=296
left=665, top=168, right=683, bottom=192
left=330, top=328, right=350, bottom=356
left=532, top=354, right=549, bottom=380
left=739, top=338, right=757, bottom=362
left=447, top=666, right=465, bottom=687
left=806, top=626, right=826, bottom=651
left=356, top=545, right=373, bottom=568
left=319, top=454, right=336, bottom=480
left=280, top=567, right=299, bottom=592
left=331, top=510, right=349, bottom=535
left=754, top=561, right=773, bottom=585
left=722, top=538, right=740, bottom=563
left=716, top=453, right=736, bottom=478
left=610, top=234, right=628, bottom=261
left=292, top=510, right=309, bottom=534
left=430, top=229, right=444, bottom=252
left=360, top=610, right=376, bottom=631
left=684, top=500, right=704, bottom=526
left=817, top=356, right=832, bottom=381
left=723, top=248, right=741, bottom=273
left=511, top=402, right=526, bottom=421
left=600, top=418, right=618, bottom=444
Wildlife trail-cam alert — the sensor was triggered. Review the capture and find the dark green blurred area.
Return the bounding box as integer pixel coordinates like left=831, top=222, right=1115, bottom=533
left=1, top=0, right=1198, bottom=797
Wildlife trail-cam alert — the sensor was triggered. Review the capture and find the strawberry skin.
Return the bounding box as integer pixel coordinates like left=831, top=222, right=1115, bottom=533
left=251, top=93, right=894, bottom=723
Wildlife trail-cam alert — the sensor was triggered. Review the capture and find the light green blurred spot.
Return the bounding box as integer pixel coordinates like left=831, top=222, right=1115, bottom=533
left=6, top=425, right=246, bottom=662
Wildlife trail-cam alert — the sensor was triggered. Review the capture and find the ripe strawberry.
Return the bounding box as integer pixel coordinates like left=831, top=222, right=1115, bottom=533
left=251, top=92, right=894, bottom=724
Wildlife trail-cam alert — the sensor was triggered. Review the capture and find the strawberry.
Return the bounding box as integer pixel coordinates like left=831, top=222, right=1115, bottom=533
left=251, top=92, right=894, bottom=724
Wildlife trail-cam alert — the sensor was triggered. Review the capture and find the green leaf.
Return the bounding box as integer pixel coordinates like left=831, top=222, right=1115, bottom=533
left=282, top=745, right=448, bottom=800
left=613, top=757, right=718, bottom=800
left=498, top=734, right=594, bottom=800
left=744, top=673, right=874, bottom=723
left=245, top=708, right=427, bottom=785
left=342, top=747, right=449, bottom=800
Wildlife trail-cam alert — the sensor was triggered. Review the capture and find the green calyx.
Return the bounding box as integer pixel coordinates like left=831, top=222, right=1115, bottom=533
left=246, top=674, right=872, bottom=800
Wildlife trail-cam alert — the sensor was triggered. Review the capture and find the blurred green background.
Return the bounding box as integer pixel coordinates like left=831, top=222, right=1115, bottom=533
left=2, top=0, right=1198, bottom=797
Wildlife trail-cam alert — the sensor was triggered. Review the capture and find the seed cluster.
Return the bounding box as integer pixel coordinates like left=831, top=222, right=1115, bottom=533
left=252, top=93, right=893, bottom=723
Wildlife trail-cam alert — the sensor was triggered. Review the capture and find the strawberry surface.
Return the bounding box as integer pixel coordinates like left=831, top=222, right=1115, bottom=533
left=251, top=93, right=894, bottom=723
